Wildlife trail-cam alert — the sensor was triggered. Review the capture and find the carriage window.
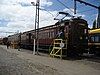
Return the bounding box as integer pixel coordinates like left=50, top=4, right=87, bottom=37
left=86, top=36, right=88, bottom=39
left=47, top=32, right=49, bottom=38
left=65, top=22, right=69, bottom=25
left=46, top=32, right=48, bottom=38
left=50, top=32, right=52, bottom=38
left=91, top=36, right=95, bottom=42
left=50, top=31, right=54, bottom=38
left=84, top=29, right=87, bottom=33
left=49, top=31, right=50, bottom=38
left=95, top=36, right=99, bottom=42
left=66, top=26, right=68, bottom=33
left=52, top=32, right=55, bottom=38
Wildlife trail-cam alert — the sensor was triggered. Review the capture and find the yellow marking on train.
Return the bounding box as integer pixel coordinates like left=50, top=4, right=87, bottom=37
left=89, top=28, right=100, bottom=34
left=88, top=43, right=100, bottom=46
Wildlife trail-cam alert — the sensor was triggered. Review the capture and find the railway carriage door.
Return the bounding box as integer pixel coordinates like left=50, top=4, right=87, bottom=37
left=29, top=33, right=31, bottom=43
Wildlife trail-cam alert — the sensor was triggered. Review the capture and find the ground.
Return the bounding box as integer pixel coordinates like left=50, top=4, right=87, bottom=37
left=0, top=45, right=100, bottom=75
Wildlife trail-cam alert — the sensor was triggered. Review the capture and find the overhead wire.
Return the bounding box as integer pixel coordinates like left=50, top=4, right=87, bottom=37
left=74, top=0, right=99, bottom=14
left=86, top=0, right=100, bottom=6
left=77, top=8, right=95, bottom=13
left=56, top=0, right=74, bottom=13
left=39, top=0, right=98, bottom=19
left=39, top=8, right=54, bottom=17
left=56, top=0, right=95, bottom=14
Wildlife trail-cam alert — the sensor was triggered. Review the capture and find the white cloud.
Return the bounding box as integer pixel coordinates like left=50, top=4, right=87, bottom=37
left=63, top=8, right=85, bottom=18
left=0, top=0, right=57, bottom=38
left=41, top=0, right=53, bottom=7
left=27, top=0, right=53, bottom=7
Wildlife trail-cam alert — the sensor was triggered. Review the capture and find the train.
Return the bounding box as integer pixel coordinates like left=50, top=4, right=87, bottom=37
left=0, top=38, right=3, bottom=44
left=2, top=37, right=8, bottom=45
left=5, top=17, right=88, bottom=56
left=88, top=28, right=100, bottom=55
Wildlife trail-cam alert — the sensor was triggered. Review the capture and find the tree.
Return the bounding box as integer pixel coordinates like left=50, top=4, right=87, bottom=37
left=92, top=20, right=96, bottom=29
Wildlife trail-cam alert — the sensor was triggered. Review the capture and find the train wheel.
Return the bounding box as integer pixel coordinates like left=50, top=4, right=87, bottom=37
left=94, top=49, right=100, bottom=56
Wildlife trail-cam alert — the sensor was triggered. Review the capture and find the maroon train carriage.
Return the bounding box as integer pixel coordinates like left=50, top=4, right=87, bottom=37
left=0, top=38, right=3, bottom=44
left=7, top=17, right=88, bottom=56
left=19, top=24, right=59, bottom=50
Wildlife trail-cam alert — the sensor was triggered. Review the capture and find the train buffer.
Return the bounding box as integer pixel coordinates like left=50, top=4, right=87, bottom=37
left=50, top=39, right=67, bottom=59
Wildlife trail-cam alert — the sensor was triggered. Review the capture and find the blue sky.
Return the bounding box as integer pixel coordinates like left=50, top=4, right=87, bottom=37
left=47, top=0, right=99, bottom=27
left=0, top=0, right=100, bottom=37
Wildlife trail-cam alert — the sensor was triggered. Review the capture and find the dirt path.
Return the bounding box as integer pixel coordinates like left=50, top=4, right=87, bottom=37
left=0, top=46, right=60, bottom=75
left=0, top=45, right=100, bottom=75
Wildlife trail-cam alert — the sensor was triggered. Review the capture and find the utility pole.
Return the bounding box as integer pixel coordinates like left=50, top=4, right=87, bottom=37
left=19, top=32, right=21, bottom=44
left=31, top=0, right=40, bottom=55
left=36, top=0, right=40, bottom=54
left=74, top=0, right=100, bottom=28
left=74, top=0, right=76, bottom=14
left=97, top=6, right=100, bottom=28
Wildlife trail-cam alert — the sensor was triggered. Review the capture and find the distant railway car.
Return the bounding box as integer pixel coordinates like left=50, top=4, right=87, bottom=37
left=7, top=17, right=88, bottom=56
left=21, top=31, right=34, bottom=49
left=88, top=28, right=100, bottom=55
left=20, top=24, right=59, bottom=50
left=2, top=37, right=8, bottom=45
left=8, top=34, right=19, bottom=42
left=0, top=38, right=3, bottom=44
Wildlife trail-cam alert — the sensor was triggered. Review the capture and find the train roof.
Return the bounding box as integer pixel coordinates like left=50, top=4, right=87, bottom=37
left=55, top=18, right=87, bottom=25
left=89, top=28, right=100, bottom=34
